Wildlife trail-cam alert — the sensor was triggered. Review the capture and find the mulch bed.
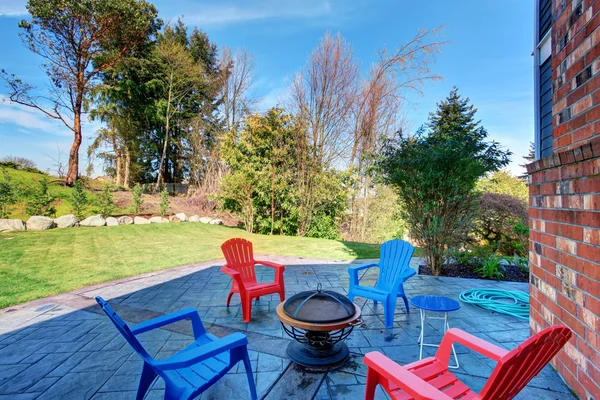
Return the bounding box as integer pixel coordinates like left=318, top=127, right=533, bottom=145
left=419, top=263, right=529, bottom=283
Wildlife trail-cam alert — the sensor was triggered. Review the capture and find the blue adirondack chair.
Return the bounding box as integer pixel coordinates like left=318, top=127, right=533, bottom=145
left=347, top=239, right=416, bottom=329
left=96, top=297, right=257, bottom=400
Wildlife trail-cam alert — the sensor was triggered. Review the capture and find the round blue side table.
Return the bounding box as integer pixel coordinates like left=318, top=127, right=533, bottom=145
left=410, top=295, right=461, bottom=368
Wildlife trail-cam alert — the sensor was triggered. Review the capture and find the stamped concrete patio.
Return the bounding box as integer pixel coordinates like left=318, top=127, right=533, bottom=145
left=0, top=257, right=574, bottom=399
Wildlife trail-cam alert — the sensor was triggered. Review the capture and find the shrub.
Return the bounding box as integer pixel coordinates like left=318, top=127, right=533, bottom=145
left=96, top=185, right=115, bottom=218
left=0, top=156, right=36, bottom=170
left=377, top=88, right=511, bottom=275
left=159, top=189, right=170, bottom=216
left=0, top=169, right=17, bottom=218
left=70, top=179, right=88, bottom=220
left=131, top=183, right=143, bottom=216
left=476, top=254, right=504, bottom=280
left=473, top=192, right=528, bottom=256
left=26, top=178, right=56, bottom=217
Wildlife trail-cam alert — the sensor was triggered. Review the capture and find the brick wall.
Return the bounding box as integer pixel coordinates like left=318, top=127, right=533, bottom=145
left=552, top=0, right=600, bottom=152
left=527, top=140, right=600, bottom=399
left=528, top=2, right=600, bottom=399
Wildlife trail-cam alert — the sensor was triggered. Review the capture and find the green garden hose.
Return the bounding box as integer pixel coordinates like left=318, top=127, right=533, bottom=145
left=459, top=289, right=530, bottom=320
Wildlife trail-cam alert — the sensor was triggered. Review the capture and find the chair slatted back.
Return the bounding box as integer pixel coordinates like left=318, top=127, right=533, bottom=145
left=221, top=238, right=258, bottom=284
left=479, top=325, right=572, bottom=400
left=95, top=297, right=152, bottom=362
left=376, top=240, right=415, bottom=291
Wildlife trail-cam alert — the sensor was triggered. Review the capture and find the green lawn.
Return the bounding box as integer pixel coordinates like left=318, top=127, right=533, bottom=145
left=0, top=223, right=380, bottom=308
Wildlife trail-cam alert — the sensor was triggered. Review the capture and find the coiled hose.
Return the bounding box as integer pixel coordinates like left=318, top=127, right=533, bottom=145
left=459, top=289, right=530, bottom=320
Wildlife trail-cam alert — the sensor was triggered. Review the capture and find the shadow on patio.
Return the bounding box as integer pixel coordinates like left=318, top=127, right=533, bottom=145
left=0, top=259, right=574, bottom=399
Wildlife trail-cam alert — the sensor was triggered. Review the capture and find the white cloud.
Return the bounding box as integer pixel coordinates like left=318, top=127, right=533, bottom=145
left=0, top=99, right=72, bottom=136
left=0, top=0, right=27, bottom=17
left=181, top=0, right=344, bottom=26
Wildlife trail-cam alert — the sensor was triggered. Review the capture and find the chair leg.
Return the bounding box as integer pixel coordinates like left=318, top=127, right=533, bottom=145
left=136, top=362, right=157, bottom=400
left=384, top=298, right=397, bottom=329
left=364, top=368, right=379, bottom=400
left=226, top=291, right=234, bottom=307
left=401, top=295, right=410, bottom=313
left=278, top=290, right=285, bottom=302
left=242, top=347, right=258, bottom=400
left=242, top=296, right=253, bottom=323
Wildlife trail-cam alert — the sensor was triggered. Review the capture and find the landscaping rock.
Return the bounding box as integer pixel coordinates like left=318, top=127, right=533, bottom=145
left=26, top=216, right=55, bottom=230
left=209, top=219, right=224, bottom=225
left=169, top=216, right=181, bottom=223
left=79, top=215, right=106, bottom=227
left=117, top=216, right=134, bottom=225
left=134, top=216, right=150, bottom=225
left=149, top=216, right=169, bottom=224
left=0, top=219, right=25, bottom=233
left=188, top=215, right=200, bottom=222
left=105, top=217, right=119, bottom=227
left=199, top=217, right=212, bottom=224
left=54, top=214, right=77, bottom=228
left=175, top=212, right=188, bottom=222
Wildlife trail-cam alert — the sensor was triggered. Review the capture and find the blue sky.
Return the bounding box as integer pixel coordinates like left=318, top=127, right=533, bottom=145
left=0, top=0, right=534, bottom=175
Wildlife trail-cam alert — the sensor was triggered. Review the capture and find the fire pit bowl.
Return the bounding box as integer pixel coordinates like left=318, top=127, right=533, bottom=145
left=276, top=284, right=361, bottom=370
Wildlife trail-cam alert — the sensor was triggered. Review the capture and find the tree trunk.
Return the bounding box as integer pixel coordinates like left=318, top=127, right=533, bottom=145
left=156, top=71, right=174, bottom=185
left=123, top=149, right=131, bottom=189
left=66, top=112, right=82, bottom=186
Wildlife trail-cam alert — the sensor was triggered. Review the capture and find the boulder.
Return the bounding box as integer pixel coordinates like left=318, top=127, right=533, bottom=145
left=188, top=215, right=200, bottom=222
left=117, top=216, right=134, bottom=225
left=134, top=216, right=150, bottom=225
left=105, top=217, right=119, bottom=227
left=169, top=216, right=181, bottom=223
left=0, top=219, right=25, bottom=233
left=54, top=214, right=77, bottom=228
left=175, top=212, right=188, bottom=222
left=149, top=216, right=169, bottom=224
left=79, top=215, right=106, bottom=227
left=26, top=216, right=55, bottom=231
left=199, top=217, right=212, bottom=224
left=209, top=219, right=224, bottom=225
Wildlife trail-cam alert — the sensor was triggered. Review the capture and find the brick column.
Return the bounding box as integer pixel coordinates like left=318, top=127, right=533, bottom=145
left=527, top=138, right=600, bottom=399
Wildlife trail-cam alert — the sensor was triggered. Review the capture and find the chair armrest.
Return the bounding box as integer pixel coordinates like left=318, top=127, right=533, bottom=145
left=156, top=332, right=249, bottom=370
left=436, top=328, right=508, bottom=365
left=364, top=352, right=453, bottom=400
left=348, top=263, right=378, bottom=286
left=255, top=260, right=284, bottom=270
left=255, top=260, right=285, bottom=284
left=131, top=308, right=206, bottom=339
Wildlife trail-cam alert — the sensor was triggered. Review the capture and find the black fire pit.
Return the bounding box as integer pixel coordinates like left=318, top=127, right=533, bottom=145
left=276, top=284, right=361, bottom=370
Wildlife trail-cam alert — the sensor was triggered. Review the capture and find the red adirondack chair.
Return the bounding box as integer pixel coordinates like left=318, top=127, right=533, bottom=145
left=221, top=238, right=285, bottom=323
left=363, top=325, right=571, bottom=400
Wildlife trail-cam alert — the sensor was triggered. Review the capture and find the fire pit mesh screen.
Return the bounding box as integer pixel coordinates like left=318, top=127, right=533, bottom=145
left=283, top=284, right=355, bottom=323
left=281, top=325, right=353, bottom=347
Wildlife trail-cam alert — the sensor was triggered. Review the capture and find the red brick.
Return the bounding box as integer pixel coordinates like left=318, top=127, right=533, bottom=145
left=557, top=292, right=578, bottom=316
left=575, top=211, right=600, bottom=227
left=577, top=273, right=600, bottom=295
left=561, top=163, right=584, bottom=179
left=581, top=258, right=600, bottom=281
left=561, top=224, right=584, bottom=240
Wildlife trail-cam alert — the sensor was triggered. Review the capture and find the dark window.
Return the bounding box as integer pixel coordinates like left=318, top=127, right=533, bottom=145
left=539, top=0, right=552, bottom=41
left=540, top=57, right=553, bottom=158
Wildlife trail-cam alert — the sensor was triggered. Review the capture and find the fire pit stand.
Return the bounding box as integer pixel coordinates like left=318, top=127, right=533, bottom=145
left=276, top=285, right=362, bottom=370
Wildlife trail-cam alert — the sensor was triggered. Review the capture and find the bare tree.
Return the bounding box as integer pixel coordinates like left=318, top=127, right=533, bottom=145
left=220, top=47, right=259, bottom=133
left=289, top=32, right=359, bottom=167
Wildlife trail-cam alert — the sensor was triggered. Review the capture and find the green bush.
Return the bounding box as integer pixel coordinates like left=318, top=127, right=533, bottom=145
left=131, top=183, right=143, bottom=216
left=0, top=169, right=17, bottom=218
left=159, top=189, right=170, bottom=216
left=26, top=178, right=56, bottom=217
left=70, top=179, right=89, bottom=220
left=96, top=185, right=115, bottom=218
